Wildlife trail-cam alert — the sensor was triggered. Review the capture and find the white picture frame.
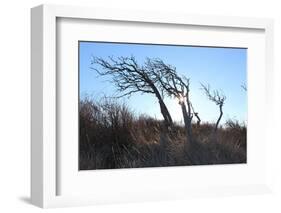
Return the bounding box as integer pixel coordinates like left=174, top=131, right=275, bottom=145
left=31, top=4, right=274, bottom=208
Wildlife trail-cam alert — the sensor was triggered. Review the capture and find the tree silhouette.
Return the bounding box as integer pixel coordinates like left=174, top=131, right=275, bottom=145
left=92, top=56, right=173, bottom=128
left=144, top=58, right=195, bottom=146
left=201, top=83, right=226, bottom=132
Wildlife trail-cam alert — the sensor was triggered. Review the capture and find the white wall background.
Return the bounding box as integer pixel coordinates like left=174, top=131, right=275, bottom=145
left=0, top=0, right=280, bottom=212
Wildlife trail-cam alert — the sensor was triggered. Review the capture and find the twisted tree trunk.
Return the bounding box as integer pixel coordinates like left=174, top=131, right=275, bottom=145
left=180, top=101, right=193, bottom=146
left=158, top=98, right=173, bottom=128
left=215, top=104, right=223, bottom=132
left=149, top=82, right=173, bottom=128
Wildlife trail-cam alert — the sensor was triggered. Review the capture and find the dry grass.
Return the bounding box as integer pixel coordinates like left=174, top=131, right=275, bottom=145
left=79, top=98, right=246, bottom=170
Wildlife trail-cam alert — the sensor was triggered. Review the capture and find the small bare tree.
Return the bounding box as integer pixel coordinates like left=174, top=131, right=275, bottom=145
left=145, top=58, right=194, bottom=146
left=201, top=84, right=226, bottom=132
left=92, top=56, right=173, bottom=129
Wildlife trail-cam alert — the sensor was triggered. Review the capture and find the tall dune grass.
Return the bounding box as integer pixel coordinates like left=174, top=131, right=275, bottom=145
left=79, top=98, right=246, bottom=170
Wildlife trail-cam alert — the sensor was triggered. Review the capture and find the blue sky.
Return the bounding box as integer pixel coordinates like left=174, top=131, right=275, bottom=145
left=79, top=41, right=247, bottom=124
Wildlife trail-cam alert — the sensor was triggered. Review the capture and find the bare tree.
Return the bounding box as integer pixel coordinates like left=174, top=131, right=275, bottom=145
left=201, top=84, right=226, bottom=132
left=145, top=58, right=194, bottom=145
left=92, top=56, right=173, bottom=128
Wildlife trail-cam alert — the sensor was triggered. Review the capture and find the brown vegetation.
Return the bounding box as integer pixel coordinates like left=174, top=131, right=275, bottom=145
left=79, top=98, right=247, bottom=170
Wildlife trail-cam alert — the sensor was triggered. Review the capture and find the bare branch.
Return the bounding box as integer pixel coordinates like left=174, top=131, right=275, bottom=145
left=190, top=102, right=201, bottom=126
left=201, top=83, right=226, bottom=131
left=92, top=56, right=154, bottom=96
left=200, top=83, right=226, bottom=106
left=92, top=56, right=173, bottom=128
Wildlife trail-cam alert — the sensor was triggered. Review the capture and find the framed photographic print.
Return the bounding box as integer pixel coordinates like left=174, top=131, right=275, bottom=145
left=31, top=4, right=274, bottom=208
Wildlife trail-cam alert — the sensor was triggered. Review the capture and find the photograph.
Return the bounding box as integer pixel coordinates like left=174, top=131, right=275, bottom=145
left=78, top=41, right=247, bottom=170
